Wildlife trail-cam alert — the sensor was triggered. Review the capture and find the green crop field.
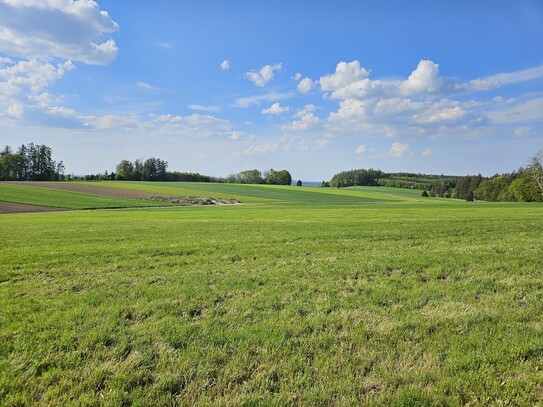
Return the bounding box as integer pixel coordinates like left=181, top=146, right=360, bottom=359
left=93, top=181, right=421, bottom=204
left=0, top=183, right=169, bottom=210
left=1, top=183, right=542, bottom=406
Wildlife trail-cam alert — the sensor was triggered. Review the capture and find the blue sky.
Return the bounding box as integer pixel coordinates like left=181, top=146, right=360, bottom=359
left=1, top=0, right=542, bottom=180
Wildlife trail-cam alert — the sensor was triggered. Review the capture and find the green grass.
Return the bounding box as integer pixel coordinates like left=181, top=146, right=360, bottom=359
left=0, top=183, right=169, bottom=209
left=75, top=181, right=447, bottom=204
left=1, top=185, right=542, bottom=405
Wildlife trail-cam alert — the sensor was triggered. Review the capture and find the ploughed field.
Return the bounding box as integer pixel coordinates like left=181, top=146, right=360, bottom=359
left=1, top=181, right=542, bottom=405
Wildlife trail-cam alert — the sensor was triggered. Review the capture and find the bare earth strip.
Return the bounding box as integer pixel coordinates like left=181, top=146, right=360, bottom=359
left=2, top=181, right=156, bottom=199
left=0, top=201, right=67, bottom=214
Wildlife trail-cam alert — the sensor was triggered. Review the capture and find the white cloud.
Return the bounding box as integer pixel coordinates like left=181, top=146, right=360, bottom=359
left=45, top=106, right=232, bottom=137
left=0, top=59, right=74, bottom=93
left=316, top=139, right=330, bottom=148
left=389, top=142, right=409, bottom=157
left=470, top=64, right=543, bottom=91
left=515, top=126, right=531, bottom=137
left=400, top=60, right=442, bottom=95
left=229, top=131, right=243, bottom=140
left=229, top=131, right=255, bottom=141
left=135, top=81, right=158, bottom=90
left=328, top=98, right=372, bottom=122
left=245, top=63, right=282, bottom=87
left=320, top=60, right=370, bottom=94
left=154, top=42, right=172, bottom=49
left=7, top=102, right=23, bottom=118
left=355, top=144, right=366, bottom=154
left=188, top=104, right=221, bottom=112
left=29, top=92, right=57, bottom=108
left=422, top=148, right=433, bottom=157
left=242, top=142, right=278, bottom=156
left=293, top=104, right=316, bottom=118
left=233, top=91, right=294, bottom=108
left=283, top=104, right=319, bottom=131
left=220, top=60, right=230, bottom=70
left=318, top=59, right=448, bottom=100
left=292, top=73, right=302, bottom=81
left=297, top=77, right=314, bottom=94
left=0, top=0, right=119, bottom=64
left=261, top=102, right=289, bottom=115
left=85, top=114, right=140, bottom=130
left=487, top=97, right=543, bottom=124
left=415, top=105, right=467, bottom=125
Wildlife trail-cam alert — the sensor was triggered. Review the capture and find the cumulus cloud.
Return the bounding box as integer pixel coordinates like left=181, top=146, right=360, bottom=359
left=0, top=0, right=119, bottom=64
left=261, top=102, right=289, bottom=115
left=0, top=59, right=74, bottom=94
left=245, top=63, right=282, bottom=87
left=389, top=142, right=409, bottom=157
left=283, top=104, right=319, bottom=131
left=0, top=1, right=120, bottom=123
left=414, top=105, right=467, bottom=125
left=220, top=60, right=230, bottom=70
left=320, top=60, right=370, bottom=93
left=45, top=107, right=232, bottom=137
left=355, top=144, right=366, bottom=154
left=400, top=60, right=442, bottom=95
left=318, top=59, right=448, bottom=100
left=292, top=73, right=302, bottom=81
left=297, top=77, right=314, bottom=94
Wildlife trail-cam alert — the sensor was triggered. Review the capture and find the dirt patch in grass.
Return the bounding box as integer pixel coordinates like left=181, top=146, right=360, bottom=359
left=154, top=196, right=240, bottom=205
left=2, top=181, right=157, bottom=199
left=0, top=201, right=68, bottom=214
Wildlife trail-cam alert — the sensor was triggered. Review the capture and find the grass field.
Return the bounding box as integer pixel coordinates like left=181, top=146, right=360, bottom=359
left=1, top=183, right=542, bottom=405
left=0, top=183, right=170, bottom=210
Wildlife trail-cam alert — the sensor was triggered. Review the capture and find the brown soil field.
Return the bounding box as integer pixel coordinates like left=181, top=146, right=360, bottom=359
left=0, top=201, right=67, bottom=214
left=2, top=181, right=155, bottom=199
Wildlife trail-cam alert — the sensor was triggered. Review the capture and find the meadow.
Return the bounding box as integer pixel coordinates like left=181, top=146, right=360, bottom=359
left=1, top=182, right=542, bottom=405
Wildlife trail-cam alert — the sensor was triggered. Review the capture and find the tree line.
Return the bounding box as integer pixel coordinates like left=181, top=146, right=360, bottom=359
left=112, top=158, right=222, bottom=182
left=0, top=143, right=64, bottom=181
left=226, top=169, right=292, bottom=185
left=3, top=142, right=542, bottom=202
left=327, top=151, right=543, bottom=202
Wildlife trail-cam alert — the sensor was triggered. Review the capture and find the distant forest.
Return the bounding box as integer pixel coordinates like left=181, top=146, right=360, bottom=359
left=0, top=143, right=64, bottom=181
left=1, top=143, right=542, bottom=202
left=327, top=156, right=543, bottom=202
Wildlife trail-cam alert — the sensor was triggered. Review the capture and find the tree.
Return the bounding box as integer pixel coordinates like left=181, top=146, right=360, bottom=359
left=508, top=177, right=542, bottom=202
left=421, top=190, right=428, bottom=197
left=238, top=169, right=262, bottom=184
left=0, top=143, right=62, bottom=181
left=133, top=159, right=144, bottom=180
left=528, top=150, right=543, bottom=197
left=116, top=160, right=134, bottom=180
left=143, top=158, right=168, bottom=181
left=296, top=180, right=302, bottom=187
